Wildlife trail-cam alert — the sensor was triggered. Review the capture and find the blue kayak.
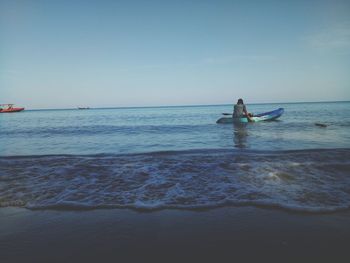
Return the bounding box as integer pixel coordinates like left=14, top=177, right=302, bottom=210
left=216, top=108, right=284, bottom=124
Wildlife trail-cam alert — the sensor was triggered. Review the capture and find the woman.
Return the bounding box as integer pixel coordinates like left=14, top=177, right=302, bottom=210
left=233, top=98, right=253, bottom=121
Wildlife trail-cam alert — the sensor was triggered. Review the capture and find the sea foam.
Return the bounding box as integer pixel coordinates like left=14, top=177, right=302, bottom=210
left=1, top=148, right=350, bottom=213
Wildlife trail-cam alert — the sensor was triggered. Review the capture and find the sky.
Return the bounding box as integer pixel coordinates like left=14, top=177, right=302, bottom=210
left=1, top=0, right=350, bottom=109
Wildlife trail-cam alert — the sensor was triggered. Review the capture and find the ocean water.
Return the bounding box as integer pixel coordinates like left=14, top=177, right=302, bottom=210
left=1, top=102, right=350, bottom=212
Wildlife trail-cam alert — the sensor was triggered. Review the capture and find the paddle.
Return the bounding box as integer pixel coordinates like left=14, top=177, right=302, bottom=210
left=222, top=113, right=255, bottom=122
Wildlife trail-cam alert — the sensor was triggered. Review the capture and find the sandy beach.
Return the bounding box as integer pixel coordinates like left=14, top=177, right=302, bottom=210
left=1, top=207, right=349, bottom=262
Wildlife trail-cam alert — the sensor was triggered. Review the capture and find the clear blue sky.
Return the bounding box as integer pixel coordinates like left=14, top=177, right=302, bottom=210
left=1, top=0, right=350, bottom=109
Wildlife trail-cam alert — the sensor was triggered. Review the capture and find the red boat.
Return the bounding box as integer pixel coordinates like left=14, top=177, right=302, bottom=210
left=0, top=104, right=25, bottom=113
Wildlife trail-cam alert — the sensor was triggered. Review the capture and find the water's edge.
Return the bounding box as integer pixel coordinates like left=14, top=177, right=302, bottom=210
left=1, top=148, right=349, bottom=213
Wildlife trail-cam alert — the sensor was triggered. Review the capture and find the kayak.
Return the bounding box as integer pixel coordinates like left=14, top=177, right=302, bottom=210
left=216, top=108, right=284, bottom=124
left=0, top=107, right=24, bottom=113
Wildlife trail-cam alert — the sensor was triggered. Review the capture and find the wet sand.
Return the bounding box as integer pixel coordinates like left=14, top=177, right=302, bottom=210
left=1, top=207, right=349, bottom=262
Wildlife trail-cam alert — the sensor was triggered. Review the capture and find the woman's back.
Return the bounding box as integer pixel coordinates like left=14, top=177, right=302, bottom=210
left=233, top=104, right=246, bottom=117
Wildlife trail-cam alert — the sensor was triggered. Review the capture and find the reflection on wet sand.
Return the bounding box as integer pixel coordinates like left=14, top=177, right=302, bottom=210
left=233, top=123, right=248, bottom=148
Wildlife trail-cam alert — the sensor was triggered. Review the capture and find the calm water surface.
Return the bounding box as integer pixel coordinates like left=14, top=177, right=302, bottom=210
left=1, top=102, right=349, bottom=155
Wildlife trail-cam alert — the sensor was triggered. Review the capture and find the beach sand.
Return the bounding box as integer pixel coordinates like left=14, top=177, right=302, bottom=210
left=1, top=207, right=349, bottom=262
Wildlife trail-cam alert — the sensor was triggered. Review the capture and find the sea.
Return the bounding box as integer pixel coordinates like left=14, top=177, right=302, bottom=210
left=1, top=102, right=350, bottom=212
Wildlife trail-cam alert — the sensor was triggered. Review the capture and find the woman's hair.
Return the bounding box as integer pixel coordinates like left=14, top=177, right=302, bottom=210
left=237, top=98, right=244, bottom=104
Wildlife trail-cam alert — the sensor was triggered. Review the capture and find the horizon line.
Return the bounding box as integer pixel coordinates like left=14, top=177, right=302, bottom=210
left=20, top=100, right=350, bottom=111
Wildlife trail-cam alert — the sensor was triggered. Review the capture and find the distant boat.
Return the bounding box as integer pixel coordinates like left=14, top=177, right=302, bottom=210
left=78, top=107, right=90, bottom=110
left=0, top=104, right=25, bottom=113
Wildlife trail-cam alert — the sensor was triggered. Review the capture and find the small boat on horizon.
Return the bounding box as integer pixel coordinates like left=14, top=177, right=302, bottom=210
left=0, top=104, right=25, bottom=113
left=78, top=107, right=90, bottom=110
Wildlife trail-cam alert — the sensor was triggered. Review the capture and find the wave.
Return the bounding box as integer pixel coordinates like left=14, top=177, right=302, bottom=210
left=0, top=124, right=216, bottom=137
left=1, top=148, right=350, bottom=213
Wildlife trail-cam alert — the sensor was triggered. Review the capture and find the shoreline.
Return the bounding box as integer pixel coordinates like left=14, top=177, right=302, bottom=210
left=1, top=206, right=349, bottom=262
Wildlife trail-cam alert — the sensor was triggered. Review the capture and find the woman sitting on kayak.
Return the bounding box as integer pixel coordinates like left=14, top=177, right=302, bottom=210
left=233, top=99, right=253, bottom=121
